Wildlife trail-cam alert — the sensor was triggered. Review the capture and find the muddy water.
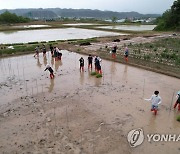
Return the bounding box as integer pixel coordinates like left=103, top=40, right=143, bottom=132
left=0, top=28, right=123, bottom=44
left=63, top=23, right=101, bottom=26
left=0, top=51, right=180, bottom=154
left=98, top=25, right=157, bottom=31
left=13, top=25, right=51, bottom=28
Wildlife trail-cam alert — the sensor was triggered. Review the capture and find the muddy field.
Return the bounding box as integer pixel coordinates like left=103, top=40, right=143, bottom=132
left=0, top=50, right=180, bottom=154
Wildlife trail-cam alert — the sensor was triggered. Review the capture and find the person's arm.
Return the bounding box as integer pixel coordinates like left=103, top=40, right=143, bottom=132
left=44, top=68, right=48, bottom=71
left=158, top=96, right=162, bottom=105
left=144, top=95, right=153, bottom=101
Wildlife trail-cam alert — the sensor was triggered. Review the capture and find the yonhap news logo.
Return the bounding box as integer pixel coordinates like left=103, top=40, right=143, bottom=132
left=127, top=128, right=180, bottom=148
left=127, top=128, right=144, bottom=147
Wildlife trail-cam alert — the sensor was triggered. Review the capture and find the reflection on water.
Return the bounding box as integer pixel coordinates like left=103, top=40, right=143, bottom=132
left=13, top=25, right=51, bottom=28
left=80, top=71, right=85, bottom=85
left=51, top=57, right=54, bottom=67
left=110, top=62, right=116, bottom=75
left=43, top=56, right=47, bottom=66
left=94, top=78, right=102, bottom=87
left=0, top=28, right=122, bottom=44
left=98, top=25, right=156, bottom=31
left=122, top=65, right=128, bottom=81
left=63, top=23, right=101, bottom=26
left=47, top=78, right=54, bottom=93
left=55, top=60, right=62, bottom=72
left=2, top=31, right=18, bottom=34
left=36, top=58, right=42, bottom=68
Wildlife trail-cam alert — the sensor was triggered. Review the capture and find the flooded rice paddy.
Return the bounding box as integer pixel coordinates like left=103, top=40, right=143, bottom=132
left=98, top=25, right=156, bottom=31
left=0, top=50, right=180, bottom=154
left=0, top=28, right=125, bottom=44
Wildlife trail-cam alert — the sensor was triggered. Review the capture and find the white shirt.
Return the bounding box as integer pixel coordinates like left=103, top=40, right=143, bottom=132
left=145, top=94, right=162, bottom=106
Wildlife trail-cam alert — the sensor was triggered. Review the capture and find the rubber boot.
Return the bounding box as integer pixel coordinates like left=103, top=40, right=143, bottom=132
left=174, top=102, right=178, bottom=109
left=125, top=57, right=128, bottom=62
left=50, top=73, right=54, bottom=79
left=154, top=109, right=157, bottom=115
left=50, top=74, right=53, bottom=79
left=178, top=104, right=180, bottom=111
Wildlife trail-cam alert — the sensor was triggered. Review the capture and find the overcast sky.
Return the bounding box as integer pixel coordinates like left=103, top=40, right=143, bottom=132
left=0, top=0, right=175, bottom=14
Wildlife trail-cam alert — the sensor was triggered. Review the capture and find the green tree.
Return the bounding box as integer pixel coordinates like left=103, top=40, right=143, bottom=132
left=111, top=16, right=117, bottom=23
left=0, top=11, right=30, bottom=24
left=155, top=0, right=180, bottom=31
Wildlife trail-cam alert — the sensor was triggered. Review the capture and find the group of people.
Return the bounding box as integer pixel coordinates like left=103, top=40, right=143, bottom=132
left=79, top=55, right=102, bottom=74
left=34, top=44, right=47, bottom=58
left=145, top=90, right=180, bottom=115
left=110, top=45, right=129, bottom=62
left=34, top=44, right=62, bottom=79
left=35, top=44, right=180, bottom=116
left=50, top=44, right=62, bottom=61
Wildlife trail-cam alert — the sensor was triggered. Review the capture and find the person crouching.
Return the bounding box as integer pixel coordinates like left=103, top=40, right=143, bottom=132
left=44, top=64, right=54, bottom=79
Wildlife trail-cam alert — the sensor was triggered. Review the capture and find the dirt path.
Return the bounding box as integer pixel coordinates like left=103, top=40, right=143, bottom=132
left=0, top=51, right=180, bottom=154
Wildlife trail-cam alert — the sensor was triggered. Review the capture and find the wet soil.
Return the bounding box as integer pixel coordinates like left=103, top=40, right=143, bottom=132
left=0, top=50, right=180, bottom=154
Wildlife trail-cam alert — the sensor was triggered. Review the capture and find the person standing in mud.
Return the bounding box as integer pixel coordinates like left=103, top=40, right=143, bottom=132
left=88, top=55, right=93, bottom=69
left=124, top=46, right=129, bottom=62
left=144, top=91, right=162, bottom=115
left=79, top=57, right=84, bottom=72
left=44, top=64, right=55, bottom=79
left=50, top=44, right=54, bottom=57
left=53, top=47, right=58, bottom=61
left=34, top=45, right=40, bottom=58
left=174, top=91, right=180, bottom=111
left=94, top=56, right=98, bottom=72
left=57, top=50, right=62, bottom=60
left=96, top=56, right=102, bottom=74
left=112, top=45, right=117, bottom=59
left=42, top=44, right=46, bottom=57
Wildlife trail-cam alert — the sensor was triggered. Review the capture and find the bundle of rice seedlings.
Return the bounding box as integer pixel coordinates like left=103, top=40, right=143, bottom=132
left=177, top=115, right=180, bottom=122
left=91, top=72, right=97, bottom=76
left=96, top=74, right=102, bottom=78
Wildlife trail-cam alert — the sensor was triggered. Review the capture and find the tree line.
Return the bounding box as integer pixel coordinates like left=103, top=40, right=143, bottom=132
left=155, top=0, right=180, bottom=31
left=0, top=11, right=30, bottom=24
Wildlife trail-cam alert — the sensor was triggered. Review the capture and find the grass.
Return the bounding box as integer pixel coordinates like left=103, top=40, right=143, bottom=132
left=177, top=115, right=180, bottom=122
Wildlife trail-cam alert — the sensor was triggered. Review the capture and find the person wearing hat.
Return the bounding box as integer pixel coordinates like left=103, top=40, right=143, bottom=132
left=174, top=91, right=180, bottom=111
left=44, top=64, right=54, bottom=79
left=144, top=91, right=162, bottom=115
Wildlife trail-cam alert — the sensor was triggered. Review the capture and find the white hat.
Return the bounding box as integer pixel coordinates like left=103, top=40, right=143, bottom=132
left=177, top=91, right=180, bottom=95
left=46, top=64, right=50, bottom=68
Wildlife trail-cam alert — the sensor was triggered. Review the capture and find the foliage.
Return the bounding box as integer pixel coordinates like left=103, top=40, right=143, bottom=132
left=0, top=11, right=30, bottom=24
left=111, top=16, right=117, bottom=23
left=155, top=0, right=180, bottom=31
